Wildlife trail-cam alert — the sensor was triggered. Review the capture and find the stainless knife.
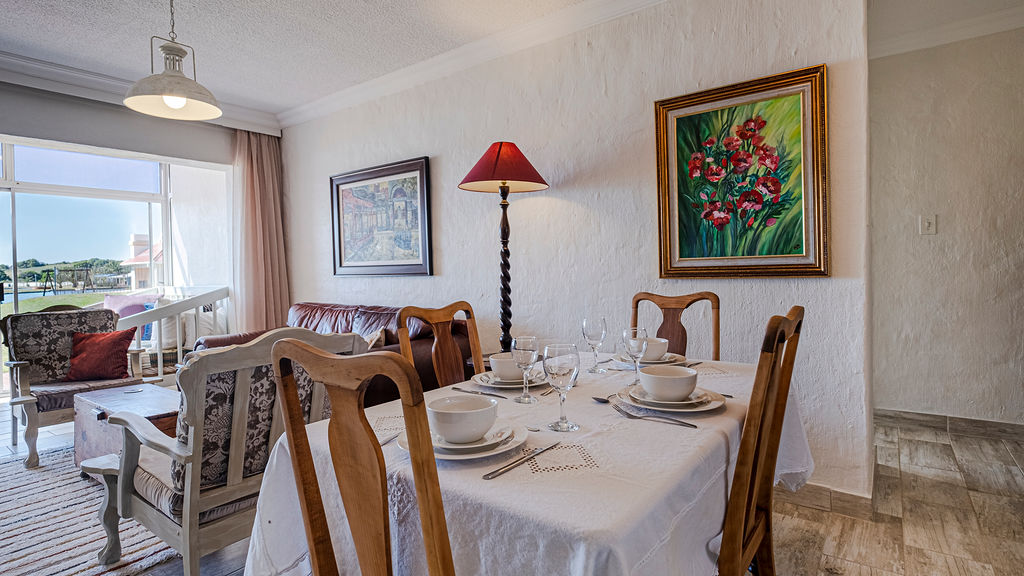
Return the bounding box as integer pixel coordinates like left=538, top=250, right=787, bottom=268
left=451, top=386, right=508, bottom=400
left=482, top=441, right=561, bottom=480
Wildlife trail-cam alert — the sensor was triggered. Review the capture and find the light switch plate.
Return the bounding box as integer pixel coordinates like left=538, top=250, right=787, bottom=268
left=919, top=214, right=937, bottom=235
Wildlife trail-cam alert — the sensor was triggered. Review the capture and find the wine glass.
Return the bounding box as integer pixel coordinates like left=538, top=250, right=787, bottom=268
left=582, top=316, right=607, bottom=374
left=621, top=328, right=648, bottom=386
left=542, top=343, right=580, bottom=432
left=511, top=336, right=539, bottom=405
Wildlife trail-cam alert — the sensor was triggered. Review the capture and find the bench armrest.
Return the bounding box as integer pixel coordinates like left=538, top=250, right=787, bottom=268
left=108, top=411, right=191, bottom=461
left=10, top=395, right=36, bottom=407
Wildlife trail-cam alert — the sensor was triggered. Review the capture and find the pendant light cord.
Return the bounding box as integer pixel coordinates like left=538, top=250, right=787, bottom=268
left=168, top=0, right=177, bottom=41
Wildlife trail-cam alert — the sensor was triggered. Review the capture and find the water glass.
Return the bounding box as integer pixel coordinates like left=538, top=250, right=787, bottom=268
left=621, top=328, right=648, bottom=386
left=582, top=316, right=607, bottom=374
left=511, top=336, right=539, bottom=405
left=542, top=343, right=580, bottom=432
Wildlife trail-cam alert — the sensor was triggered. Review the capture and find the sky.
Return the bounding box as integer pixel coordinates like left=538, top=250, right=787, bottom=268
left=0, top=146, right=161, bottom=265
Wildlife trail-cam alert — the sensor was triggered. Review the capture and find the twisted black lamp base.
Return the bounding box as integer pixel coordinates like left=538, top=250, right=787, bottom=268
left=498, top=185, right=513, bottom=352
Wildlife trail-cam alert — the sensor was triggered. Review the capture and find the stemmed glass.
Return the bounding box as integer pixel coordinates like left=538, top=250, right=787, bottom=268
left=511, top=336, right=540, bottom=405
left=621, top=328, right=648, bottom=386
left=542, top=343, right=580, bottom=432
left=582, top=316, right=607, bottom=374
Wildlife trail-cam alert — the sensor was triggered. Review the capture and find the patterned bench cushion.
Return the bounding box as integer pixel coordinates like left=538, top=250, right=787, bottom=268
left=133, top=446, right=258, bottom=525
left=31, top=377, right=143, bottom=412
left=6, top=309, right=118, bottom=384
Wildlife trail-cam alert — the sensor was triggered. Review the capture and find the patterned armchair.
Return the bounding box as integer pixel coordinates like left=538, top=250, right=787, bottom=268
left=92, top=327, right=368, bottom=575
left=2, top=308, right=143, bottom=468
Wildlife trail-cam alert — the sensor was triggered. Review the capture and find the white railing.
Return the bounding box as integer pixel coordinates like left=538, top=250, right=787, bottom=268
left=114, top=286, right=231, bottom=380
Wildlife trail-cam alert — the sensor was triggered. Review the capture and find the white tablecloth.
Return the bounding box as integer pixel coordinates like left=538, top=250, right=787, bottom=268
left=245, top=359, right=813, bottom=576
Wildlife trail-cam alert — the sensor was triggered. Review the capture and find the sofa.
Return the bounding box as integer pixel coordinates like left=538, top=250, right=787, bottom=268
left=194, top=302, right=474, bottom=406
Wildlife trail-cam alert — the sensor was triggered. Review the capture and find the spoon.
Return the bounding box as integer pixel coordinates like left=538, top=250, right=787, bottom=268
left=592, top=395, right=615, bottom=404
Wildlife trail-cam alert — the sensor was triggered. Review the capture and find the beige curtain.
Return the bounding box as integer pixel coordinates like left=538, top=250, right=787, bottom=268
left=233, top=130, right=290, bottom=332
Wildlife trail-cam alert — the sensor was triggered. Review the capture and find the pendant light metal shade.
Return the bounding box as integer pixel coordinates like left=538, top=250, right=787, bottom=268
left=125, top=41, right=221, bottom=121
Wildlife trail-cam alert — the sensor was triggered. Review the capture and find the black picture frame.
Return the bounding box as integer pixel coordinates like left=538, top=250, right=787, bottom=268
left=330, top=156, right=432, bottom=276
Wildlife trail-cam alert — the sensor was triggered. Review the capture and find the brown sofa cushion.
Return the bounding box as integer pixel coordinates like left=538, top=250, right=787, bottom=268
left=287, top=302, right=359, bottom=335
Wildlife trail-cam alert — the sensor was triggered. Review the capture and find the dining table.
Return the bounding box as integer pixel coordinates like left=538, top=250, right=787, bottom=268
left=244, top=354, right=814, bottom=576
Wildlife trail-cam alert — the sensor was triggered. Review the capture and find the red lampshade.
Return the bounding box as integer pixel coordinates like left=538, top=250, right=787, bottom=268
left=458, top=142, right=548, bottom=193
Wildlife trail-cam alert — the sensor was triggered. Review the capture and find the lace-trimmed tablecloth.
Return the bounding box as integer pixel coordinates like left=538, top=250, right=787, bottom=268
left=244, top=359, right=813, bottom=576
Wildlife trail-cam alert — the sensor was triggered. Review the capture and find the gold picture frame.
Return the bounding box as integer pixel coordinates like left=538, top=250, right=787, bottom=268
left=656, top=65, right=830, bottom=277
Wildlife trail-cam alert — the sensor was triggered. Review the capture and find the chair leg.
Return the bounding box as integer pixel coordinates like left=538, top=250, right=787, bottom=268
left=96, top=473, right=122, bottom=564
left=753, top=526, right=776, bottom=576
left=23, top=404, right=39, bottom=468
left=182, top=547, right=201, bottom=576
left=10, top=406, right=17, bottom=446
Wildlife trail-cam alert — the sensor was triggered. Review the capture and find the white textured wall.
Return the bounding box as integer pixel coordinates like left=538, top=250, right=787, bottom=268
left=870, top=29, right=1024, bottom=423
left=282, top=0, right=871, bottom=494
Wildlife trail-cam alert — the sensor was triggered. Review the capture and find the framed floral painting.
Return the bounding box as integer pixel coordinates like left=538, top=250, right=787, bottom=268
left=331, top=157, right=432, bottom=276
left=656, top=65, right=830, bottom=277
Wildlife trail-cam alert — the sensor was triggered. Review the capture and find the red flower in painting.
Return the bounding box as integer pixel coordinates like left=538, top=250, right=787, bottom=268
left=701, top=201, right=721, bottom=219
left=738, top=189, right=764, bottom=211
left=751, top=134, right=765, bottom=147
left=723, top=136, right=742, bottom=151
left=710, top=210, right=731, bottom=230
left=688, top=152, right=704, bottom=179
left=755, top=143, right=776, bottom=158
left=734, top=124, right=756, bottom=140
left=759, top=153, right=780, bottom=172
left=766, top=218, right=777, bottom=227
left=702, top=137, right=717, bottom=147
left=730, top=150, right=753, bottom=173
left=755, top=176, right=782, bottom=202
left=747, top=216, right=756, bottom=227
left=704, top=165, right=726, bottom=182
left=752, top=115, right=766, bottom=130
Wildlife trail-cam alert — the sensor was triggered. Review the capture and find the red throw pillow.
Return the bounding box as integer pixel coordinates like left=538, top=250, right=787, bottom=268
left=65, top=327, right=138, bottom=381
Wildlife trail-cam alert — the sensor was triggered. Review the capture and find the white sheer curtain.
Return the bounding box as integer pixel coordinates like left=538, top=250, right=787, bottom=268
left=232, top=130, right=291, bottom=332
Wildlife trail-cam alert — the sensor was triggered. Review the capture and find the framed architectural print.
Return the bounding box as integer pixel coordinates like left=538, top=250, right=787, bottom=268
left=330, top=156, right=432, bottom=276
left=656, top=65, right=830, bottom=277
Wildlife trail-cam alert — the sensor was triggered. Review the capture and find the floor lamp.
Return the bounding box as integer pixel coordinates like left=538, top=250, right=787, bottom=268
left=459, top=142, right=548, bottom=352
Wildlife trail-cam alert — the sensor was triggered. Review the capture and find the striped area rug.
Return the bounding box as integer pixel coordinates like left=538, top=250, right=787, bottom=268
left=0, top=448, right=179, bottom=575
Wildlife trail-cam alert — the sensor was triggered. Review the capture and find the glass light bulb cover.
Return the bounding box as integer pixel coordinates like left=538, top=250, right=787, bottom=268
left=162, top=95, right=188, bottom=109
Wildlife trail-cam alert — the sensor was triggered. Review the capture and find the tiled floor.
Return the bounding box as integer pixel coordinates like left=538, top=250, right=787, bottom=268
left=4, top=396, right=1022, bottom=575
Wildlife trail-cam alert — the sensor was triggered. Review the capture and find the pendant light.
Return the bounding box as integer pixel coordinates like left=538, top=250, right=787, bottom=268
left=124, top=0, right=222, bottom=121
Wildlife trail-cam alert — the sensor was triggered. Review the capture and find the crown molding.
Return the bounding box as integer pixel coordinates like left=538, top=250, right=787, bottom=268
left=870, top=5, right=1024, bottom=60
left=277, top=0, right=667, bottom=128
left=0, top=50, right=281, bottom=136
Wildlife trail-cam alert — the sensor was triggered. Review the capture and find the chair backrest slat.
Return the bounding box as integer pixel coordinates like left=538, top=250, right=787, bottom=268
left=630, top=291, right=720, bottom=360
left=719, top=305, right=803, bottom=576
left=273, top=341, right=455, bottom=576
left=398, top=301, right=484, bottom=388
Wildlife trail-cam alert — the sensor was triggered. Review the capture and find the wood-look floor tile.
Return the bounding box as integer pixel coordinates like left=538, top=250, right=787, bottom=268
left=900, top=439, right=960, bottom=472
left=950, top=435, right=1016, bottom=466
left=819, top=554, right=900, bottom=575
left=1002, top=439, right=1024, bottom=470
left=900, top=426, right=951, bottom=445
left=979, top=536, right=1024, bottom=576
left=968, top=491, right=1024, bottom=541
left=775, top=483, right=832, bottom=511
left=775, top=500, right=832, bottom=524
left=958, top=459, right=1024, bottom=498
left=875, top=409, right=946, bottom=430
left=903, top=546, right=995, bottom=576
left=902, top=499, right=988, bottom=562
left=774, top=511, right=829, bottom=575
left=876, top=445, right=900, bottom=476
left=901, top=462, right=966, bottom=486
left=873, top=473, right=903, bottom=519
left=833, top=491, right=875, bottom=521
left=901, top=471, right=972, bottom=509
left=823, top=513, right=905, bottom=573
left=948, top=417, right=1024, bottom=441
left=875, top=425, right=899, bottom=448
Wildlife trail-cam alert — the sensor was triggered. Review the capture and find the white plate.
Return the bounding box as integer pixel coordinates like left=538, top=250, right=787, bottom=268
left=472, top=372, right=546, bottom=389
left=397, top=422, right=529, bottom=461
left=629, top=386, right=711, bottom=408
left=613, top=352, right=686, bottom=365
left=617, top=385, right=725, bottom=413
left=431, top=423, right=514, bottom=452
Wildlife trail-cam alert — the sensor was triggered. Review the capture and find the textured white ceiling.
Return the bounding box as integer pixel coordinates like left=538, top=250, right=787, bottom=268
left=0, top=0, right=586, bottom=114
left=868, top=0, right=1024, bottom=44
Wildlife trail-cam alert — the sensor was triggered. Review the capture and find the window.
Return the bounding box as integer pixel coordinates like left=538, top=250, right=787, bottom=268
left=13, top=145, right=160, bottom=193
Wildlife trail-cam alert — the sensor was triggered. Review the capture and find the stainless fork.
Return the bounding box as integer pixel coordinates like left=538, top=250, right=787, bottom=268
left=610, top=403, right=697, bottom=429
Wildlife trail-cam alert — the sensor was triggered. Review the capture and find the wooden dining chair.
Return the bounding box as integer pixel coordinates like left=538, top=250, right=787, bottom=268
left=630, top=291, right=720, bottom=360
left=398, top=301, right=485, bottom=388
left=273, top=340, right=455, bottom=576
left=718, top=305, right=804, bottom=576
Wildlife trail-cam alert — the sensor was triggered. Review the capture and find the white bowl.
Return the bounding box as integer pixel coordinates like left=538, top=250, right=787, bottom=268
left=426, top=396, right=498, bottom=444
left=641, top=337, right=670, bottom=361
left=488, top=352, right=523, bottom=381
left=639, top=365, right=697, bottom=401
